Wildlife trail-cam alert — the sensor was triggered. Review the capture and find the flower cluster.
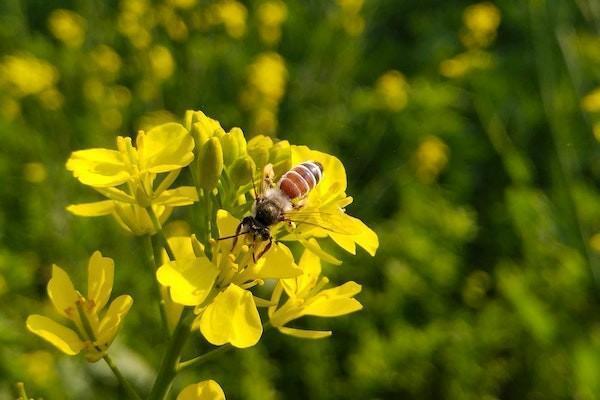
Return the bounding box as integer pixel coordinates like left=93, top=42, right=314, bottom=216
left=28, top=109, right=377, bottom=399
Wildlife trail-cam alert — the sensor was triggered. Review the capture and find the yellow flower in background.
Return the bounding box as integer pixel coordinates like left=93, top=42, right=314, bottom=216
left=48, top=9, right=87, bottom=48
left=257, top=0, right=288, bottom=45
left=461, top=2, right=501, bottom=49
left=89, top=45, right=122, bottom=79
left=439, top=50, right=493, bottom=78
left=337, top=0, right=365, bottom=36
left=214, top=0, right=247, bottom=39
left=248, top=52, right=288, bottom=106
left=66, top=122, right=197, bottom=234
left=23, top=162, right=47, bottom=183
left=375, top=70, right=409, bottom=111
left=177, top=380, right=225, bottom=400
left=582, top=87, right=600, bottom=113
left=0, top=54, right=58, bottom=97
left=26, top=252, right=132, bottom=362
left=414, top=136, right=449, bottom=184
left=269, top=243, right=362, bottom=339
left=158, top=210, right=301, bottom=348
left=149, top=45, right=175, bottom=80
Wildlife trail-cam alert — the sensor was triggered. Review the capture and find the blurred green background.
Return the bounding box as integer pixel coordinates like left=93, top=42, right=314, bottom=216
left=1, top=0, right=600, bottom=399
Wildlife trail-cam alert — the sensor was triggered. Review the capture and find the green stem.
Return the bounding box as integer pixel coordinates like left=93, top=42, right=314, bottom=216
left=104, top=354, right=143, bottom=400
left=75, top=301, right=141, bottom=400
left=147, top=206, right=176, bottom=260
left=176, top=344, right=232, bottom=372
left=148, top=308, right=194, bottom=400
left=16, top=382, right=28, bottom=400
left=142, top=235, right=169, bottom=336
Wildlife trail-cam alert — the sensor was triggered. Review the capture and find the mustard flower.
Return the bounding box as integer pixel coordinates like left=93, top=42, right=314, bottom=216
left=157, top=210, right=301, bottom=348
left=177, top=380, right=225, bottom=400
left=26, top=251, right=132, bottom=362
left=66, top=122, right=197, bottom=234
left=273, top=144, right=379, bottom=261
left=268, top=241, right=362, bottom=339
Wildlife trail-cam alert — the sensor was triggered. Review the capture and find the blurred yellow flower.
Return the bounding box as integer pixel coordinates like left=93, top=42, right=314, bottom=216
left=20, top=351, right=57, bottom=386
left=414, top=136, right=449, bottom=183
left=90, top=45, right=122, bottom=78
left=582, top=87, right=600, bottom=113
left=177, top=380, right=225, bottom=400
left=48, top=9, right=87, bottom=48
left=337, top=0, right=365, bottom=36
left=214, top=0, right=247, bottom=39
left=269, top=243, right=362, bottom=339
left=38, top=88, right=64, bottom=110
left=23, top=162, right=47, bottom=183
left=0, top=54, right=58, bottom=97
left=375, top=70, right=409, bottom=111
left=26, top=252, right=132, bottom=362
left=461, top=2, right=501, bottom=49
left=168, top=0, right=198, bottom=9
left=66, top=122, right=197, bottom=234
left=439, top=50, right=493, bottom=78
left=248, top=52, right=287, bottom=104
left=150, top=45, right=175, bottom=80
left=590, top=233, right=600, bottom=254
left=257, top=0, right=288, bottom=45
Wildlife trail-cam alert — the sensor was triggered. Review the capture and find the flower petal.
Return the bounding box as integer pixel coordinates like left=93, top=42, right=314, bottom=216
left=66, top=201, right=116, bottom=217
left=157, top=257, right=219, bottom=306
left=139, top=123, right=194, bottom=173
left=199, top=284, right=262, bottom=348
left=177, top=380, right=226, bottom=400
left=47, top=265, right=79, bottom=318
left=250, top=242, right=301, bottom=279
left=278, top=326, right=332, bottom=339
left=154, top=186, right=198, bottom=206
left=96, top=295, right=133, bottom=346
left=66, top=148, right=130, bottom=188
left=87, top=251, right=114, bottom=312
left=26, top=315, right=83, bottom=355
left=302, top=282, right=363, bottom=317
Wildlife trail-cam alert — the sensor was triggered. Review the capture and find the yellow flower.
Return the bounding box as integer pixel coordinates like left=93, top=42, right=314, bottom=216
left=277, top=144, right=379, bottom=260
left=375, top=70, right=409, bottom=112
left=582, top=87, right=600, bottom=113
left=66, top=122, right=197, bottom=234
left=26, top=252, right=132, bottom=362
left=48, top=9, right=87, bottom=48
left=157, top=210, right=301, bottom=348
left=268, top=243, right=362, bottom=339
left=460, top=2, right=501, bottom=49
left=214, top=0, right=247, bottom=39
left=257, top=0, right=288, bottom=45
left=177, top=380, right=225, bottom=400
left=414, top=136, right=449, bottom=183
left=247, top=52, right=287, bottom=105
left=0, top=54, right=58, bottom=97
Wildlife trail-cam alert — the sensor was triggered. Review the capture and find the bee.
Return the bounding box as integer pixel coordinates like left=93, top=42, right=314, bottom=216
left=225, top=161, right=325, bottom=261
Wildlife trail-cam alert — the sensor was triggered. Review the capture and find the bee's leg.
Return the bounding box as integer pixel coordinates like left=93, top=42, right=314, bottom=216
left=255, top=237, right=273, bottom=261
left=231, top=221, right=245, bottom=250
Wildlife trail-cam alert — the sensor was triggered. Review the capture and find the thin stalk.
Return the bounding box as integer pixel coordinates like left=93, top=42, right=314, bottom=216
left=75, top=301, right=141, bottom=400
left=148, top=308, right=194, bottom=400
left=103, top=354, right=143, bottom=400
left=147, top=206, right=176, bottom=260
left=176, top=344, right=232, bottom=372
left=142, top=235, right=169, bottom=336
left=16, top=382, right=28, bottom=400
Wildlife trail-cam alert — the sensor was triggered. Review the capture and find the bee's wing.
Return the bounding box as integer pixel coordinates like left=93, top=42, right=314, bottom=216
left=282, top=209, right=360, bottom=235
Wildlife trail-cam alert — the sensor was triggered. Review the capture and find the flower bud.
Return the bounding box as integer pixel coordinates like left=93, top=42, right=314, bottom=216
left=247, top=135, right=272, bottom=171
left=229, top=156, right=256, bottom=187
left=197, top=137, right=224, bottom=192
left=269, top=139, right=291, bottom=177
left=221, top=127, right=247, bottom=165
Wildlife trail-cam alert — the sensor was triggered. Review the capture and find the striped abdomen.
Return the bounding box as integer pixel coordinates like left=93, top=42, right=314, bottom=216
left=278, top=161, right=324, bottom=200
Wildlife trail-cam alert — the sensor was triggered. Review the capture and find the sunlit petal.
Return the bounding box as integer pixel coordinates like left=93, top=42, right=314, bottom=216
left=47, top=265, right=79, bottom=318
left=26, top=315, right=84, bottom=355
left=66, top=148, right=130, bottom=187
left=177, top=380, right=226, bottom=400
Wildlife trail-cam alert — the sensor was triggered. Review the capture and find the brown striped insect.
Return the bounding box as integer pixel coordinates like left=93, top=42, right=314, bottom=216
left=225, top=161, right=324, bottom=261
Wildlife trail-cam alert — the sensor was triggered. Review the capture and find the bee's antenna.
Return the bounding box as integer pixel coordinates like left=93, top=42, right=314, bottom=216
left=217, top=231, right=250, bottom=241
